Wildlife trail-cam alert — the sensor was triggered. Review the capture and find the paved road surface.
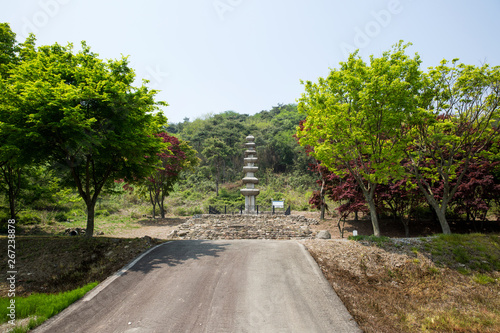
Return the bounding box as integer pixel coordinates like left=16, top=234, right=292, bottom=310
left=34, top=240, right=361, bottom=333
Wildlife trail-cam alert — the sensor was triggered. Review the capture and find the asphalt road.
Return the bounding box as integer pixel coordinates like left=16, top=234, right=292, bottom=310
left=34, top=240, right=361, bottom=333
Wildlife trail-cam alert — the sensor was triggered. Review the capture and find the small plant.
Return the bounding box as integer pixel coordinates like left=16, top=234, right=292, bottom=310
left=452, top=246, right=471, bottom=264
left=457, top=267, right=471, bottom=275
left=427, top=266, right=441, bottom=275
left=348, top=235, right=391, bottom=246
left=472, top=273, right=497, bottom=285
left=95, top=209, right=110, bottom=217
left=130, top=211, right=142, bottom=219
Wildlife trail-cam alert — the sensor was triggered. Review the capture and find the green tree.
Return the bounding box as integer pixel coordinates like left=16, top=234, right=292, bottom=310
left=406, top=60, right=500, bottom=234
left=0, top=23, right=18, bottom=79
left=296, top=42, right=425, bottom=236
left=0, top=41, right=167, bottom=236
left=0, top=23, right=38, bottom=220
left=202, top=137, right=230, bottom=196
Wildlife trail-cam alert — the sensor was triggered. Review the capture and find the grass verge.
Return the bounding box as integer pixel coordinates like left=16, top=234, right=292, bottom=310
left=0, top=282, right=98, bottom=332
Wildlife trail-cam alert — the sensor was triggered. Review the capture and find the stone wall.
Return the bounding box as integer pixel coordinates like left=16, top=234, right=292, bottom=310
left=168, top=214, right=320, bottom=240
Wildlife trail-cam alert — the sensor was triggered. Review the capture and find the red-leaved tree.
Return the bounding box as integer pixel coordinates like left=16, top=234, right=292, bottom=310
left=146, top=132, right=198, bottom=218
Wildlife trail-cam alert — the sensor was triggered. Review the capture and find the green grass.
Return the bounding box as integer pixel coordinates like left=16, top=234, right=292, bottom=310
left=0, top=282, right=98, bottom=329
left=472, top=273, right=498, bottom=285
left=425, top=234, right=500, bottom=272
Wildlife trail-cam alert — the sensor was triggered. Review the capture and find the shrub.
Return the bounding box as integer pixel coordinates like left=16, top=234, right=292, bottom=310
left=175, top=207, right=188, bottom=216
left=95, top=209, right=110, bottom=217
left=54, top=212, right=68, bottom=222
left=130, top=211, right=142, bottom=219
left=17, top=211, right=42, bottom=224
left=189, top=207, right=203, bottom=215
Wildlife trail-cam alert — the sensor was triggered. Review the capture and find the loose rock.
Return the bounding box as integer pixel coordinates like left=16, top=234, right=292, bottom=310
left=316, top=230, right=332, bottom=239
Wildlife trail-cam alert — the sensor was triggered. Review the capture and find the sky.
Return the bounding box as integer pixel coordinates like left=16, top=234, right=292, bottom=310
left=1, top=0, right=500, bottom=123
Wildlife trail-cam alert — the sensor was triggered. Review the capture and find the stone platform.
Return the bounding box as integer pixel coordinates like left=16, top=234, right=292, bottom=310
left=168, top=214, right=320, bottom=240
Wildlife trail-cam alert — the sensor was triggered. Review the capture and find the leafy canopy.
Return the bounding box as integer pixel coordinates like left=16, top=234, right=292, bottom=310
left=297, top=41, right=425, bottom=184
left=0, top=39, right=167, bottom=235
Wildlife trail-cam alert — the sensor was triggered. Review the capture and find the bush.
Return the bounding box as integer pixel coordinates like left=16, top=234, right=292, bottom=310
left=17, top=211, right=42, bottom=224
left=189, top=207, right=203, bottom=215
left=208, top=187, right=245, bottom=207
left=54, top=212, right=68, bottom=222
left=348, top=235, right=391, bottom=246
left=130, top=211, right=142, bottom=219
left=175, top=207, right=188, bottom=216
left=95, top=209, right=110, bottom=217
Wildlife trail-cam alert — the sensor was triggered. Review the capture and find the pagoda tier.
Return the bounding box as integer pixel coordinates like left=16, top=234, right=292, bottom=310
left=240, top=135, right=259, bottom=213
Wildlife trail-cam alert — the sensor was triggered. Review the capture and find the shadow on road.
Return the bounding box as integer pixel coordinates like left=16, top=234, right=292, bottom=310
left=126, top=240, right=231, bottom=275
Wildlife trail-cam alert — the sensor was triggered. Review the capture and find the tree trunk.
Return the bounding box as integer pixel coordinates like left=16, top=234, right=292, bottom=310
left=416, top=181, right=452, bottom=234
left=148, top=186, right=156, bottom=219
left=69, top=156, right=111, bottom=238
left=85, top=199, right=96, bottom=238
left=2, top=165, right=21, bottom=220
left=435, top=206, right=452, bottom=234
left=318, top=163, right=326, bottom=221
left=401, top=218, right=410, bottom=237
left=350, top=168, right=380, bottom=236
left=159, top=193, right=165, bottom=219
left=8, top=186, right=16, bottom=220
left=366, top=196, right=381, bottom=237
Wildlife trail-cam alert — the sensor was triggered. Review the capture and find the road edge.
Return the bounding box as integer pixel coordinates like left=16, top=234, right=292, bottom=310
left=296, top=241, right=362, bottom=332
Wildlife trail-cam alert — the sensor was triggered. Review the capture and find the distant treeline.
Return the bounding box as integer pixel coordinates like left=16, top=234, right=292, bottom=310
left=167, top=104, right=313, bottom=193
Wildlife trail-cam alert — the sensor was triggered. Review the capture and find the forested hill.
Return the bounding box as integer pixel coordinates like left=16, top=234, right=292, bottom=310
left=166, top=103, right=313, bottom=186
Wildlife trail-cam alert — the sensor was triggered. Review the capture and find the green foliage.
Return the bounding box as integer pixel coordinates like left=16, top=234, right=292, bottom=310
left=17, top=211, right=42, bottom=224
left=175, top=206, right=203, bottom=216
left=348, top=235, right=392, bottom=246
left=472, top=273, right=497, bottom=285
left=297, top=41, right=425, bottom=236
left=95, top=209, right=110, bottom=217
left=208, top=187, right=245, bottom=207
left=403, top=60, right=500, bottom=234
left=297, top=42, right=424, bottom=181
left=54, top=211, right=68, bottom=222
left=0, top=33, right=167, bottom=236
left=175, top=103, right=313, bottom=189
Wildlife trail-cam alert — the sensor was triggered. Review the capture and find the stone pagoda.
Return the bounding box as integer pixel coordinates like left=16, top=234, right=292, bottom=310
left=240, top=135, right=260, bottom=214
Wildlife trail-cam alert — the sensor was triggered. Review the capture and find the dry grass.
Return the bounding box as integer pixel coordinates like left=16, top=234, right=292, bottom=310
left=303, top=234, right=500, bottom=332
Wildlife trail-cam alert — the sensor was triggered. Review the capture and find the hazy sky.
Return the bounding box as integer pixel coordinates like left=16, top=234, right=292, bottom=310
left=2, top=0, right=499, bottom=123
